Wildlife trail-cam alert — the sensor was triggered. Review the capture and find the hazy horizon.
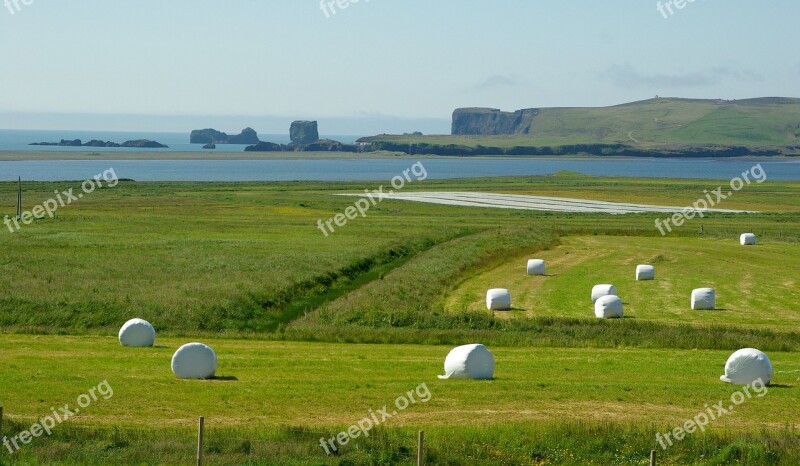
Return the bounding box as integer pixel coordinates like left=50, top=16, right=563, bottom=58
left=0, top=111, right=452, bottom=135
left=1, top=1, right=798, bottom=133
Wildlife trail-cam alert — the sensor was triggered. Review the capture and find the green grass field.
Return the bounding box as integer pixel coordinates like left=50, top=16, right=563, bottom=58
left=444, top=236, right=800, bottom=330
left=1, top=172, right=799, bottom=464
left=1, top=336, right=799, bottom=464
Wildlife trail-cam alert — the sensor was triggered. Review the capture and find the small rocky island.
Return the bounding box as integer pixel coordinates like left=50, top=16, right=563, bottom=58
left=289, top=120, right=319, bottom=145
left=187, top=121, right=363, bottom=153
left=243, top=120, right=359, bottom=152
left=120, top=140, right=169, bottom=148
left=30, top=139, right=168, bottom=148
left=190, top=127, right=259, bottom=145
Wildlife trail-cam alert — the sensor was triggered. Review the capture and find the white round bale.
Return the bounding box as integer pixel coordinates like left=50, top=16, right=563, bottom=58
left=527, top=259, right=546, bottom=276
left=118, top=318, right=156, bottom=347
left=691, top=288, right=716, bottom=310
left=635, top=265, right=655, bottom=281
left=720, top=348, right=773, bottom=386
left=438, top=343, right=494, bottom=380
left=171, top=343, right=217, bottom=379
left=594, top=295, right=624, bottom=319
left=591, top=284, right=617, bottom=304
left=740, top=233, right=757, bottom=246
left=486, top=288, right=511, bottom=311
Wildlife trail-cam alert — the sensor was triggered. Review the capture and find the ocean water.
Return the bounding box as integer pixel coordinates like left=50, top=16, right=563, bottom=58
left=1, top=158, right=798, bottom=182
left=1, top=129, right=798, bottom=182
left=0, top=130, right=362, bottom=153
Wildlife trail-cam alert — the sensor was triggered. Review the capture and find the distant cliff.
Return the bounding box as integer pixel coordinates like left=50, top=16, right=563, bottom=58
left=190, top=127, right=259, bottom=144
left=452, top=108, right=540, bottom=135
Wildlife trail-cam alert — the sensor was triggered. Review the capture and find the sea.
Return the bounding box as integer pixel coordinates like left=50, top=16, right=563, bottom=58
left=1, top=130, right=799, bottom=182
left=0, top=129, right=360, bottom=153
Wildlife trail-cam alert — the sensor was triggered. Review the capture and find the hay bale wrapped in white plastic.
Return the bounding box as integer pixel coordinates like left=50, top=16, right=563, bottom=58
left=438, top=344, right=494, bottom=380
left=527, top=259, right=545, bottom=276
left=595, top=295, right=623, bottom=319
left=118, top=318, right=156, bottom=347
left=635, top=265, right=655, bottom=281
left=691, top=288, right=716, bottom=310
left=171, top=343, right=217, bottom=379
left=740, top=233, right=757, bottom=246
left=486, top=288, right=511, bottom=311
left=591, top=284, right=617, bottom=304
left=720, top=348, right=773, bottom=386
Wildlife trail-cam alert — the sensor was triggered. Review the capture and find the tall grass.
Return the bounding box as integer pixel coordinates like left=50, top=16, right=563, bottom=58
left=3, top=418, right=797, bottom=465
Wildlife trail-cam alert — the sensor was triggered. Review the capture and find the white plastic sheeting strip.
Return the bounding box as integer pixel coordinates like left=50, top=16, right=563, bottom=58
left=337, top=192, right=757, bottom=215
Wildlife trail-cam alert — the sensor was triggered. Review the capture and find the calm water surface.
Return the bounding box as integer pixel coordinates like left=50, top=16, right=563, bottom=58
left=1, top=158, right=798, bottom=182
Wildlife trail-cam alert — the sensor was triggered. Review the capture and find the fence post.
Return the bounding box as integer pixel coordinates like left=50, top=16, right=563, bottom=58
left=650, top=449, right=657, bottom=466
left=417, top=430, right=424, bottom=466
left=197, top=416, right=205, bottom=466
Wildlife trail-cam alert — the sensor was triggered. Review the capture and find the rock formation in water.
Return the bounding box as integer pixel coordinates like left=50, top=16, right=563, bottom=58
left=451, top=108, right=540, bottom=135
left=83, top=140, right=122, bottom=147
left=290, top=121, right=319, bottom=145
left=303, top=139, right=359, bottom=152
left=239, top=121, right=360, bottom=152
left=244, top=141, right=285, bottom=152
left=190, top=127, right=259, bottom=144
left=120, top=140, right=169, bottom=148
left=30, top=138, right=167, bottom=148
left=30, top=139, right=83, bottom=147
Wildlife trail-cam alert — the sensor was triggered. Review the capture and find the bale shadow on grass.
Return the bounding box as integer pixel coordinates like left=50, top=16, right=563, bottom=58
left=211, top=376, right=239, bottom=381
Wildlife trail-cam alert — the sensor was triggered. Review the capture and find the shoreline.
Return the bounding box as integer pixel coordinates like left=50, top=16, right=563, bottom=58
left=0, top=150, right=796, bottom=162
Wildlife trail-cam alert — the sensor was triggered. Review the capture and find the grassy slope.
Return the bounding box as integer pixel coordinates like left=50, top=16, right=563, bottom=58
left=368, top=98, right=800, bottom=148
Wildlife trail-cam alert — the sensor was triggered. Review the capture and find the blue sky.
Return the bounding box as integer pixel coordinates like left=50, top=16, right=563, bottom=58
left=0, top=0, right=797, bottom=133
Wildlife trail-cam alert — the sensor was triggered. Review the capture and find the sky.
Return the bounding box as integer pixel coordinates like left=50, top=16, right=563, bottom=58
left=0, top=0, right=798, bottom=134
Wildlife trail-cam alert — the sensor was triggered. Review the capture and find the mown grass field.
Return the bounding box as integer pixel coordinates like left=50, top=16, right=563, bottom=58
left=1, top=336, right=799, bottom=464
left=444, top=236, right=800, bottom=330
left=0, top=172, right=799, bottom=464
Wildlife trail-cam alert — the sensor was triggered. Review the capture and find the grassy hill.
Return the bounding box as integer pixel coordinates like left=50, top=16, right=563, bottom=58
left=362, top=97, right=800, bottom=155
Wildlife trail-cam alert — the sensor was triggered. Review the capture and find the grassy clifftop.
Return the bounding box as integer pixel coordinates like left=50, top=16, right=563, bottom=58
left=362, top=97, right=800, bottom=155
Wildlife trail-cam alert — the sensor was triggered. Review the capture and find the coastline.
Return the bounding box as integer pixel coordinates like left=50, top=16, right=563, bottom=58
left=0, top=150, right=796, bottom=162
